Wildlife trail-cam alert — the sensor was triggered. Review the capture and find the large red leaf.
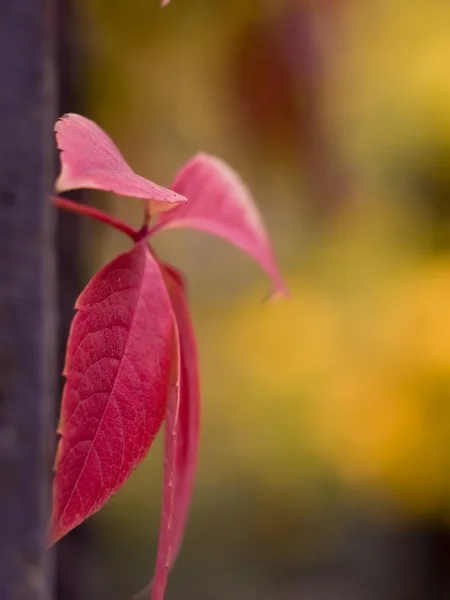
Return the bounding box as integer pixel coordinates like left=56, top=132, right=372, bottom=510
left=155, top=153, right=288, bottom=295
left=50, top=241, right=173, bottom=544
left=54, top=113, right=187, bottom=213
left=132, top=265, right=200, bottom=600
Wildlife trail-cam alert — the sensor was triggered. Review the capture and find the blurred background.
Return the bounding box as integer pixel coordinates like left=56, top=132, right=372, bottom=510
left=56, top=0, right=450, bottom=598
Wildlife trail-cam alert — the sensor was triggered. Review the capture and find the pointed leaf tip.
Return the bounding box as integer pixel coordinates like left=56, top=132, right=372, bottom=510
left=156, top=153, right=288, bottom=296
left=54, top=113, right=187, bottom=213
left=50, top=242, right=173, bottom=544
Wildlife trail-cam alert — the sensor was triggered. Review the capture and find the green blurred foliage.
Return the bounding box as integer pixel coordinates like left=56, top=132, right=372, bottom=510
left=74, top=0, right=450, bottom=597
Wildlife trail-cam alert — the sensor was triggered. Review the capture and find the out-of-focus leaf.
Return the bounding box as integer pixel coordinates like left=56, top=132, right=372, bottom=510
left=55, top=114, right=187, bottom=213
left=156, top=153, right=288, bottom=296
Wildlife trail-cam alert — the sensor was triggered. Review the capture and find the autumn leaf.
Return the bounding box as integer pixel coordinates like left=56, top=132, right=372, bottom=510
left=50, top=241, right=173, bottom=544
left=54, top=113, right=186, bottom=213
left=149, top=265, right=200, bottom=600
left=155, top=153, right=288, bottom=296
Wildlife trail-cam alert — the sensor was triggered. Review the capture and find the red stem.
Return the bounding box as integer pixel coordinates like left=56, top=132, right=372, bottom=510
left=51, top=196, right=137, bottom=240
left=134, top=225, right=150, bottom=243
left=132, top=200, right=153, bottom=243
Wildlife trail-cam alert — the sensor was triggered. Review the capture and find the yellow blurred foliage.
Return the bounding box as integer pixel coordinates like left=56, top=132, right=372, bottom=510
left=213, top=259, right=450, bottom=517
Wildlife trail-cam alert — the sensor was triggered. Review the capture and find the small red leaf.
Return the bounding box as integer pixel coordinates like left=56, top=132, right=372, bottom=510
left=50, top=241, right=173, bottom=544
left=150, top=265, right=200, bottom=600
left=155, top=153, right=288, bottom=295
left=54, top=114, right=187, bottom=213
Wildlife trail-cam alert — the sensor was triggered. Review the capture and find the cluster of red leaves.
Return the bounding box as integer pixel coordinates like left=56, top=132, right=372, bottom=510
left=49, top=113, right=287, bottom=599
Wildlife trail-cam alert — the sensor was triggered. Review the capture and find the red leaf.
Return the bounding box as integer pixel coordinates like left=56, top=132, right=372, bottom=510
left=50, top=241, right=173, bottom=544
left=131, top=265, right=200, bottom=600
left=54, top=114, right=187, bottom=214
left=151, top=265, right=200, bottom=600
left=155, top=153, right=288, bottom=296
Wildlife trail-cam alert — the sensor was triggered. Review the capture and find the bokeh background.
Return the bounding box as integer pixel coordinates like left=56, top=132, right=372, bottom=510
left=58, top=1, right=450, bottom=598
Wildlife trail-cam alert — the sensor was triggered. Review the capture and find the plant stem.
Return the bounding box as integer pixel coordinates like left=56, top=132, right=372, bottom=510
left=133, top=200, right=153, bottom=242
left=51, top=196, right=137, bottom=240
left=143, top=200, right=152, bottom=229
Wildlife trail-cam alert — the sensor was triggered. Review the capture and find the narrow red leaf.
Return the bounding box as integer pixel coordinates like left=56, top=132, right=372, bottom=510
left=154, top=153, right=288, bottom=295
left=50, top=241, right=173, bottom=544
left=163, top=266, right=200, bottom=567
left=152, top=265, right=200, bottom=600
left=132, top=265, right=200, bottom=600
left=54, top=114, right=187, bottom=213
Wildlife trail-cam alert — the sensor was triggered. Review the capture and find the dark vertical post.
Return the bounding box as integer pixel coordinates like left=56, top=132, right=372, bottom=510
left=0, top=1, right=57, bottom=599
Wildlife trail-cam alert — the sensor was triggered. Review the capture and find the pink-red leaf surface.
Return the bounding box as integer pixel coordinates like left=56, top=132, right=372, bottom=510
left=50, top=241, right=173, bottom=544
left=54, top=113, right=187, bottom=213
left=156, top=153, right=288, bottom=295
left=150, top=265, right=200, bottom=600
